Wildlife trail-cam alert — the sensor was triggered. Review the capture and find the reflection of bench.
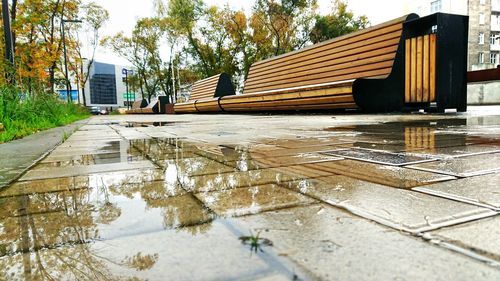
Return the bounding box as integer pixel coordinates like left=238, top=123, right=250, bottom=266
left=174, top=13, right=468, bottom=113
left=174, top=73, right=235, bottom=113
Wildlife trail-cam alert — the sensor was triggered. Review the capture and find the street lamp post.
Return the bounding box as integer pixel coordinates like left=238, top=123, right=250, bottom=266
left=2, top=0, right=15, bottom=75
left=61, top=19, right=82, bottom=103
left=122, top=68, right=133, bottom=110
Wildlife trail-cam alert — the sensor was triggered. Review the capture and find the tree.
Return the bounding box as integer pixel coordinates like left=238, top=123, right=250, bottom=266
left=3, top=0, right=81, bottom=93
left=309, top=0, right=369, bottom=44
left=71, top=2, right=109, bottom=106
left=252, top=0, right=318, bottom=57
left=102, top=18, right=171, bottom=103
left=166, top=0, right=237, bottom=79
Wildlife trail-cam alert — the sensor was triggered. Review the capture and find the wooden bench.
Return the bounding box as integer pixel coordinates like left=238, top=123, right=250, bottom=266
left=137, top=96, right=170, bottom=114
left=174, top=13, right=468, bottom=113
left=467, top=68, right=500, bottom=83
left=127, top=96, right=170, bottom=114
left=174, top=73, right=235, bottom=113
left=126, top=99, right=148, bottom=114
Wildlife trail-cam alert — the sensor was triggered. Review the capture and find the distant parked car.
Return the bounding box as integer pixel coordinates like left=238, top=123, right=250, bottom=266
left=90, top=107, right=100, bottom=115
left=90, top=107, right=108, bottom=115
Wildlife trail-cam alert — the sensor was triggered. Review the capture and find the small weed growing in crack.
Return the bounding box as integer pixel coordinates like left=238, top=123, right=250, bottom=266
left=62, top=132, right=69, bottom=143
left=239, top=230, right=273, bottom=253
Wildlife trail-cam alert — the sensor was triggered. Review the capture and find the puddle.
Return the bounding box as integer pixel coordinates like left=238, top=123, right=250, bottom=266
left=125, top=121, right=186, bottom=127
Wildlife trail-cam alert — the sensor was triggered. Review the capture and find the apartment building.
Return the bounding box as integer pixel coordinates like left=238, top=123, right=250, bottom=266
left=406, top=0, right=500, bottom=70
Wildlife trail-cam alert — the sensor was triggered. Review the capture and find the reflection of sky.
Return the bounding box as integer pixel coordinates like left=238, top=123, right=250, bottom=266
left=97, top=194, right=166, bottom=240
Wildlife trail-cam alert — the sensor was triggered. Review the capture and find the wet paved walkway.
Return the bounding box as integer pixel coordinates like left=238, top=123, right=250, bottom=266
left=1, top=107, right=500, bottom=280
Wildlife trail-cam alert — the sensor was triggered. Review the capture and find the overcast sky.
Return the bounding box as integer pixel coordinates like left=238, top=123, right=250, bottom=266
left=89, top=0, right=409, bottom=66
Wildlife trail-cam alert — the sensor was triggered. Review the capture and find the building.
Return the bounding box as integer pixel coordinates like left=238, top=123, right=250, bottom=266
left=83, top=61, right=136, bottom=108
left=406, top=0, right=500, bottom=70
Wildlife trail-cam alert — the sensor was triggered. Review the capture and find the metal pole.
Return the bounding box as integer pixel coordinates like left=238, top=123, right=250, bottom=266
left=171, top=63, right=175, bottom=104
left=125, top=70, right=130, bottom=110
left=176, top=65, right=180, bottom=103
left=61, top=20, right=71, bottom=102
left=2, top=0, right=15, bottom=70
left=61, top=19, right=81, bottom=102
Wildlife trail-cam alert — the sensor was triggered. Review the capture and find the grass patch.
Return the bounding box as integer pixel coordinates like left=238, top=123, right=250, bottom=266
left=0, top=86, right=90, bottom=143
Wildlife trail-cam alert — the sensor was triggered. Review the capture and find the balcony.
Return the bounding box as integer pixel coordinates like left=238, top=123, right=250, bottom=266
left=491, top=44, right=500, bottom=51
left=493, top=0, right=500, bottom=12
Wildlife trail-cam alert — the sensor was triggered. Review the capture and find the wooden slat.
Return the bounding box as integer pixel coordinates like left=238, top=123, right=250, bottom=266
left=405, top=39, right=411, bottom=103
left=174, top=101, right=198, bottom=113
left=221, top=86, right=352, bottom=105
left=423, top=35, right=430, bottom=103
left=429, top=34, right=437, bottom=102
left=221, top=95, right=354, bottom=110
left=416, top=36, right=423, bottom=102
left=410, top=38, right=417, bottom=103
left=223, top=102, right=358, bottom=112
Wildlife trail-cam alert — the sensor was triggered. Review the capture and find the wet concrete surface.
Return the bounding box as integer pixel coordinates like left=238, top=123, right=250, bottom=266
left=0, top=107, right=499, bottom=280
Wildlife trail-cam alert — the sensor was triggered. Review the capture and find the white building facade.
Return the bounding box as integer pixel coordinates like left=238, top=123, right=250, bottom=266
left=83, top=61, right=136, bottom=108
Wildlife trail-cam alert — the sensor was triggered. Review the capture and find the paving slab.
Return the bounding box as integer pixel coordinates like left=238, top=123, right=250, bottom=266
left=409, top=144, right=500, bottom=158
left=235, top=204, right=500, bottom=281
left=323, top=148, right=437, bottom=166
left=227, top=153, right=344, bottom=171
left=248, top=145, right=340, bottom=157
left=160, top=157, right=237, bottom=177
left=181, top=168, right=310, bottom=193
left=409, top=152, right=500, bottom=177
left=428, top=215, right=500, bottom=262
left=308, top=160, right=456, bottom=188
left=413, top=172, right=500, bottom=210
left=20, top=161, right=156, bottom=181
left=195, top=184, right=316, bottom=217
left=0, top=176, right=89, bottom=198
left=283, top=175, right=497, bottom=233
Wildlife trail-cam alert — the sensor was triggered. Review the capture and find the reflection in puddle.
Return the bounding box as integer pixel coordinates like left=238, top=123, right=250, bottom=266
left=125, top=121, right=185, bottom=127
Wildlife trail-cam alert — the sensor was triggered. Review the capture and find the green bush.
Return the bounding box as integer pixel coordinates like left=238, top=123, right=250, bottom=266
left=0, top=86, right=90, bottom=143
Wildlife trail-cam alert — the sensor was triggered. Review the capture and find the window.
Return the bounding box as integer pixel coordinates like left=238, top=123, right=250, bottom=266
left=479, top=33, right=485, bottom=44
left=491, top=53, right=498, bottom=64
left=480, top=0, right=485, bottom=4
left=431, top=0, right=442, bottom=13
left=491, top=34, right=498, bottom=45
left=480, top=13, right=485, bottom=25
left=479, top=52, right=485, bottom=63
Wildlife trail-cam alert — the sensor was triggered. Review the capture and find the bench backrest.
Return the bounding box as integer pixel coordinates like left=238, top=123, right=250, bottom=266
left=243, top=16, right=409, bottom=95
left=131, top=99, right=148, bottom=109
left=189, top=73, right=235, bottom=101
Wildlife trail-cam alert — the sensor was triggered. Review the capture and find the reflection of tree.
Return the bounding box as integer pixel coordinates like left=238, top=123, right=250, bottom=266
left=0, top=175, right=156, bottom=280
left=122, top=252, right=159, bottom=271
